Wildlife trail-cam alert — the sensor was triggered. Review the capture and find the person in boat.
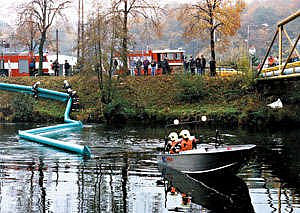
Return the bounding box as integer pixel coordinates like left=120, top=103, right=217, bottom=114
left=181, top=193, right=191, bottom=206
left=166, top=132, right=181, bottom=154
left=179, top=130, right=197, bottom=151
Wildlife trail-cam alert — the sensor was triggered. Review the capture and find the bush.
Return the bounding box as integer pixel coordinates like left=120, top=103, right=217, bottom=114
left=11, top=94, right=35, bottom=121
left=175, top=74, right=207, bottom=103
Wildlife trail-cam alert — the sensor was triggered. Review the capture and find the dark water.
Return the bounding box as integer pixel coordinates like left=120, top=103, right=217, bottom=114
left=0, top=123, right=299, bottom=213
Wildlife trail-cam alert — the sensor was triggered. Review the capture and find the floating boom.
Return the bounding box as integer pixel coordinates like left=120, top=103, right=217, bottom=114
left=0, top=82, right=91, bottom=157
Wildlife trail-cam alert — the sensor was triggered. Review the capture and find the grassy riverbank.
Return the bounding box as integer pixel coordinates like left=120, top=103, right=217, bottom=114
left=1, top=72, right=300, bottom=128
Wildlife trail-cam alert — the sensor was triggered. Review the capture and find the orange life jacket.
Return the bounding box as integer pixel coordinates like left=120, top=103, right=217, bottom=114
left=180, top=138, right=196, bottom=151
left=181, top=193, right=191, bottom=205
left=169, top=140, right=180, bottom=154
left=170, top=187, right=176, bottom=195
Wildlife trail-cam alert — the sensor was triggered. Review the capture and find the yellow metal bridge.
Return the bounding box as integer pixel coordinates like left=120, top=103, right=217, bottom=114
left=256, top=10, right=300, bottom=81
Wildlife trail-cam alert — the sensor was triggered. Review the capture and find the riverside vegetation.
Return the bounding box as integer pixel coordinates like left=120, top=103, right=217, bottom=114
left=1, top=70, right=300, bottom=129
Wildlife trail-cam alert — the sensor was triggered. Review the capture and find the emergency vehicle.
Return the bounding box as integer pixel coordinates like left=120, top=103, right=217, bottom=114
left=0, top=52, right=50, bottom=77
left=125, top=48, right=185, bottom=75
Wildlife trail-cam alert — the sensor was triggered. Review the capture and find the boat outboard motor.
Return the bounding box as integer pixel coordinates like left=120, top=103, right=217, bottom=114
left=32, top=81, right=40, bottom=99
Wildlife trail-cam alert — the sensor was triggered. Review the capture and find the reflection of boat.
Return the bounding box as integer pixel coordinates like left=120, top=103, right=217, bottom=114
left=158, top=143, right=256, bottom=174
left=160, top=165, right=255, bottom=212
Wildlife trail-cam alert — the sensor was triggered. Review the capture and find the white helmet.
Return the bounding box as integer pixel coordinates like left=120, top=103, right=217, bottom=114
left=179, top=130, right=190, bottom=139
left=168, top=132, right=178, bottom=142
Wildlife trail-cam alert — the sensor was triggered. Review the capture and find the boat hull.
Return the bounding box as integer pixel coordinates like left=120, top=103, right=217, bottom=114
left=158, top=144, right=256, bottom=174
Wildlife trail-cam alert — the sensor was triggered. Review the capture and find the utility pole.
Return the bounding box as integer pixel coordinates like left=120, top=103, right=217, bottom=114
left=81, top=0, right=84, bottom=61
left=56, top=29, right=59, bottom=63
left=77, top=0, right=81, bottom=60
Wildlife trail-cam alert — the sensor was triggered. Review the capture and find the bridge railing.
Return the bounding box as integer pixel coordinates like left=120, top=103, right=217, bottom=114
left=256, top=10, right=300, bottom=80
left=258, top=61, right=300, bottom=79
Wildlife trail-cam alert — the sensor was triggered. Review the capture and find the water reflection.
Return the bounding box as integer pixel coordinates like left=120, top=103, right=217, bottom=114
left=159, top=165, right=254, bottom=212
left=0, top=123, right=300, bottom=212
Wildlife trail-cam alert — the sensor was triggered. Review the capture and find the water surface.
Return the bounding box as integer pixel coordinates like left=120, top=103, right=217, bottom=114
left=0, top=123, right=299, bottom=212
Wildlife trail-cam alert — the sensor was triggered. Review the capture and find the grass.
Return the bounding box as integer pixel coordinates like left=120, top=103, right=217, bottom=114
left=0, top=72, right=300, bottom=128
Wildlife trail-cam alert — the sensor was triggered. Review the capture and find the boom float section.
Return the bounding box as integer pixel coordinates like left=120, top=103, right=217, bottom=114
left=0, top=83, right=91, bottom=157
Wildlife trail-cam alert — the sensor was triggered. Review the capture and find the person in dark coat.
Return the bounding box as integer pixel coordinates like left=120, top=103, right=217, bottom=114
left=189, top=56, right=196, bottom=75
left=161, top=57, right=169, bottom=74
left=200, top=55, right=206, bottom=76
left=195, top=56, right=201, bottom=75
left=143, top=58, right=150, bottom=76
left=52, top=60, right=59, bottom=76
left=29, top=58, right=36, bottom=76
left=64, top=60, right=71, bottom=76
left=183, top=57, right=189, bottom=74
left=136, top=58, right=142, bottom=76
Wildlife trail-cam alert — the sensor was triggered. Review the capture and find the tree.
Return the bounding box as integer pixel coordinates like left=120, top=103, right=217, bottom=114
left=16, top=14, right=40, bottom=53
left=85, top=2, right=122, bottom=104
left=111, top=0, right=165, bottom=74
left=18, top=0, right=70, bottom=75
left=178, top=0, right=245, bottom=72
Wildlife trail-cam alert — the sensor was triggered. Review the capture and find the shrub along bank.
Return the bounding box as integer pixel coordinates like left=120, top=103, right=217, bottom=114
left=0, top=73, right=300, bottom=128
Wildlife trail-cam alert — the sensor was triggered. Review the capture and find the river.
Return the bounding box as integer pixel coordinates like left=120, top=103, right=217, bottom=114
left=0, top=123, right=299, bottom=213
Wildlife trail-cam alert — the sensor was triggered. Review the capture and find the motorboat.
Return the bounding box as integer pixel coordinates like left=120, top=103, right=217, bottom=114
left=159, top=165, right=255, bottom=212
left=158, top=143, right=256, bottom=174
left=158, top=118, right=256, bottom=175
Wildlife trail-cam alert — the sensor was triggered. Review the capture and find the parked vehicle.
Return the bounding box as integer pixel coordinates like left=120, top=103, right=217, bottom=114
left=0, top=52, right=50, bottom=77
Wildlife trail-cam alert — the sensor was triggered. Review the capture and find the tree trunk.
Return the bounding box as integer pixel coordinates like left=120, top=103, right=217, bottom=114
left=210, top=28, right=215, bottom=61
left=38, top=31, right=46, bottom=76
left=121, top=1, right=128, bottom=74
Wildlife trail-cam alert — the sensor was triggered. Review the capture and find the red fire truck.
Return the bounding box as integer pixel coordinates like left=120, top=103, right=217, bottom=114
left=126, top=48, right=185, bottom=75
left=0, top=52, right=50, bottom=77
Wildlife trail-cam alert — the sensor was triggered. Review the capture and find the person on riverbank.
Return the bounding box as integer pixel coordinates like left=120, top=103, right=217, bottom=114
left=52, top=60, right=59, bottom=76
left=143, top=58, right=150, bottom=76
left=200, top=55, right=206, bottom=75
left=130, top=59, right=136, bottom=76
left=29, top=58, right=36, bottom=76
left=189, top=56, right=196, bottom=75
left=64, top=60, right=71, bottom=76
left=195, top=56, right=201, bottom=75
left=32, top=81, right=40, bottom=99
left=150, top=60, right=157, bottom=76
left=183, top=57, right=189, bottom=74
left=63, top=80, right=71, bottom=90
left=161, top=57, right=170, bottom=74
left=136, top=58, right=142, bottom=76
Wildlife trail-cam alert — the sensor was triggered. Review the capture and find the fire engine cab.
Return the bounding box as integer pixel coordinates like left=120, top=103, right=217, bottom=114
left=0, top=52, right=50, bottom=77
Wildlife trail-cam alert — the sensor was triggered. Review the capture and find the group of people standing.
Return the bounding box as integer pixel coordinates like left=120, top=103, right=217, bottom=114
left=130, top=58, right=160, bottom=76
left=183, top=55, right=206, bottom=75
left=29, top=58, right=71, bottom=76
left=127, top=54, right=217, bottom=77
left=51, top=60, right=71, bottom=76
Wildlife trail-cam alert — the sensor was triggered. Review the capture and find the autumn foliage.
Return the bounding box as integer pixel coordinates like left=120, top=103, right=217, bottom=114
left=177, top=0, right=245, bottom=61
